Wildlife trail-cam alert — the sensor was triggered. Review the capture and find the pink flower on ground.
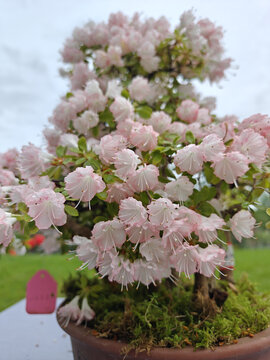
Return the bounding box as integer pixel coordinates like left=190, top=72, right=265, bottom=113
left=212, top=151, right=249, bottom=184
left=128, top=76, right=151, bottom=102
left=162, top=219, right=193, bottom=252
left=19, top=144, right=52, bottom=179
left=176, top=99, right=199, bottom=123
left=164, top=176, right=194, bottom=202
left=113, top=149, right=140, bottom=180
left=64, top=166, right=105, bottom=203
left=0, top=169, right=17, bottom=186
left=0, top=209, right=16, bottom=247
left=119, top=197, right=147, bottom=227
left=74, top=236, right=99, bottom=270
left=139, top=238, right=165, bottom=262
left=199, top=134, right=226, bottom=162
left=195, top=214, right=225, bottom=244
left=57, top=295, right=81, bottom=327
left=73, top=110, right=99, bottom=135
left=196, top=108, right=211, bottom=125
left=197, top=245, right=225, bottom=277
left=230, top=210, right=256, bottom=242
left=106, top=182, right=133, bottom=203
left=127, top=165, right=159, bottom=192
left=231, top=129, right=268, bottom=168
left=25, top=189, right=67, bottom=230
left=147, top=198, right=179, bottom=229
left=92, top=219, right=126, bottom=251
left=110, top=96, right=134, bottom=122
left=130, top=123, right=158, bottom=152
left=174, top=144, right=204, bottom=175
left=148, top=111, right=172, bottom=134
left=126, top=220, right=159, bottom=247
left=99, top=134, right=127, bottom=164
left=76, top=297, right=95, bottom=325
left=171, top=245, right=199, bottom=278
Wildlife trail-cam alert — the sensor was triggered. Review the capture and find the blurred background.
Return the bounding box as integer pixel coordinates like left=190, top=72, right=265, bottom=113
left=1, top=0, right=270, bottom=152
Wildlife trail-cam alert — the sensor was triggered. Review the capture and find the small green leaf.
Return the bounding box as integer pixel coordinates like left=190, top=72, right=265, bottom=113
left=185, top=131, right=195, bottom=144
left=224, top=139, right=234, bottom=146
left=78, top=137, right=87, bottom=152
left=136, top=106, right=153, bottom=119
left=65, top=205, right=79, bottom=217
left=56, top=146, right=66, bottom=158
left=84, top=158, right=100, bottom=171
left=66, top=92, right=74, bottom=99
left=151, top=151, right=163, bottom=166
left=75, top=158, right=86, bottom=166
left=99, top=108, right=115, bottom=128
left=96, top=191, right=108, bottom=201
left=103, top=174, right=119, bottom=184
left=121, top=89, right=130, bottom=99
left=93, top=216, right=107, bottom=224
left=139, top=191, right=151, bottom=206
left=197, top=202, right=217, bottom=217
left=266, top=208, right=270, bottom=216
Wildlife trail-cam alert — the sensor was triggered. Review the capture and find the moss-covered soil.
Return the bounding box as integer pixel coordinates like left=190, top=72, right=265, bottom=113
left=62, top=273, right=270, bottom=354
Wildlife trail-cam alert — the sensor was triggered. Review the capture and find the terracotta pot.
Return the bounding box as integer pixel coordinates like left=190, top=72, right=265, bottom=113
left=57, top=310, right=270, bottom=360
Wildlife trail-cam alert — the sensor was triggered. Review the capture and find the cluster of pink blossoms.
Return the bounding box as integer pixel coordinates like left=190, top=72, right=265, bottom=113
left=0, top=12, right=269, bottom=294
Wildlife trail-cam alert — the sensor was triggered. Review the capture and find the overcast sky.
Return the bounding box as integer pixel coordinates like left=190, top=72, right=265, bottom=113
left=1, top=0, right=270, bottom=152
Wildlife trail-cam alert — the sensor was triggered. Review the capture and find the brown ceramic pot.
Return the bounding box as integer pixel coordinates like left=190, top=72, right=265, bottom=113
left=57, top=310, right=270, bottom=360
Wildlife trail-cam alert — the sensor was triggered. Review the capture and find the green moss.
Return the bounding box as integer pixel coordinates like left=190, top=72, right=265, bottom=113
left=62, top=273, right=270, bottom=353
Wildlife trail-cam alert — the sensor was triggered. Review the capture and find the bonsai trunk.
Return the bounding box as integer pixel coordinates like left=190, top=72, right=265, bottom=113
left=193, top=273, right=217, bottom=316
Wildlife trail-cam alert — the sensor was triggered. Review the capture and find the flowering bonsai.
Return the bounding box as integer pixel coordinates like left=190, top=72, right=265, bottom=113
left=0, top=10, right=270, bottom=352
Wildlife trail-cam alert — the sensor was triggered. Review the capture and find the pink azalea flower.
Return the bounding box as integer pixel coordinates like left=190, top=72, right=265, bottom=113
left=212, top=151, right=249, bottom=184
left=25, top=189, right=67, bottom=230
left=76, top=297, right=95, bottom=325
left=106, top=182, right=133, bottom=203
left=73, top=110, right=99, bottom=135
left=127, top=165, right=159, bottom=192
left=169, top=122, right=187, bottom=141
left=61, top=38, right=84, bottom=63
left=196, top=108, right=211, bottom=125
left=230, top=210, right=256, bottom=242
left=116, top=118, right=136, bottom=138
left=162, top=219, right=193, bottom=252
left=126, top=220, right=159, bottom=248
left=171, top=245, right=199, bottom=278
left=197, top=245, right=225, bottom=277
left=106, top=80, right=123, bottom=99
left=110, top=258, right=135, bottom=290
left=107, top=45, right=124, bottom=67
left=174, top=144, right=204, bottom=175
left=0, top=148, right=19, bottom=173
left=119, top=197, right=147, bottom=227
left=110, top=96, right=134, bottom=123
left=0, top=169, right=17, bottom=186
left=139, top=238, right=166, bottom=262
left=85, top=80, right=107, bottom=113
left=133, top=259, right=158, bottom=287
left=99, top=134, right=127, bottom=164
left=92, top=219, right=126, bottom=251
left=195, top=213, right=225, bottom=244
left=113, top=149, right=140, bottom=180
left=130, top=123, right=159, bottom=152
left=0, top=209, right=16, bottom=247
left=164, top=176, right=194, bottom=202
left=128, top=76, right=151, bottom=102
left=70, top=62, right=93, bottom=90
left=199, top=134, right=226, bottom=162
left=147, top=198, right=178, bottom=229
left=65, top=166, right=105, bottom=203
left=69, top=90, right=88, bottom=113
left=95, top=50, right=110, bottom=68
left=19, top=144, right=52, bottom=179
left=49, top=101, right=77, bottom=131
left=178, top=206, right=202, bottom=231
left=140, top=56, right=160, bottom=73
left=176, top=99, right=199, bottom=123
left=231, top=129, right=268, bottom=168
left=74, top=236, right=99, bottom=270
left=148, top=111, right=172, bottom=134
left=57, top=295, right=81, bottom=327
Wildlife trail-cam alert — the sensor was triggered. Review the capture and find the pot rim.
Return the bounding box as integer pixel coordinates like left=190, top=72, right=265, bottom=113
left=56, top=303, right=270, bottom=360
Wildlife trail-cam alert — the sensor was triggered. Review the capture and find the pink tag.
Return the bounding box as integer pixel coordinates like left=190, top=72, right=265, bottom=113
left=26, top=270, right=57, bottom=314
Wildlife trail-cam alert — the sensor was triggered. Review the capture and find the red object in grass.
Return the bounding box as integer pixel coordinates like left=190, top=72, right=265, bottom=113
left=26, top=234, right=45, bottom=249
left=26, top=270, right=57, bottom=314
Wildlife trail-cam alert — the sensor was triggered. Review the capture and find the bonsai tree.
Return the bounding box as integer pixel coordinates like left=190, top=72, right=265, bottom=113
left=0, top=10, right=269, bottom=350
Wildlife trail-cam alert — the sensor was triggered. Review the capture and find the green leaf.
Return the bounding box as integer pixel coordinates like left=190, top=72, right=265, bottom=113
left=64, top=205, right=79, bottom=217
left=204, top=163, right=220, bottom=185
left=93, top=216, right=108, bottom=224
left=139, top=191, right=151, bottom=206
left=84, top=158, right=100, bottom=171
left=224, top=139, right=234, bottom=146
left=78, top=137, right=87, bottom=152
left=185, top=131, right=195, bottom=144
left=99, top=108, right=115, bottom=128
left=158, top=175, right=170, bottom=184
left=121, top=89, right=130, bottom=99
left=75, top=158, right=86, bottom=166
left=69, top=147, right=81, bottom=154
left=267, top=208, right=270, bottom=216
left=66, top=92, right=74, bottom=99
left=96, top=191, right=108, bottom=201
left=193, top=186, right=216, bottom=205
left=56, top=145, right=66, bottom=158
left=103, top=174, right=119, bottom=184
left=151, top=151, right=163, bottom=166
left=92, top=126, right=99, bottom=137
left=136, top=106, right=153, bottom=119
left=197, top=202, right=217, bottom=217
left=106, top=202, right=119, bottom=217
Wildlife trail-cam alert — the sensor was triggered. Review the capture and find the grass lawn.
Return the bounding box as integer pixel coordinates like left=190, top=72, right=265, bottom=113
left=0, top=248, right=270, bottom=312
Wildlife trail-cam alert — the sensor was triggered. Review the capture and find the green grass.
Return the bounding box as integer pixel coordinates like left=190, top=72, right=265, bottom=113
left=0, top=248, right=270, bottom=312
